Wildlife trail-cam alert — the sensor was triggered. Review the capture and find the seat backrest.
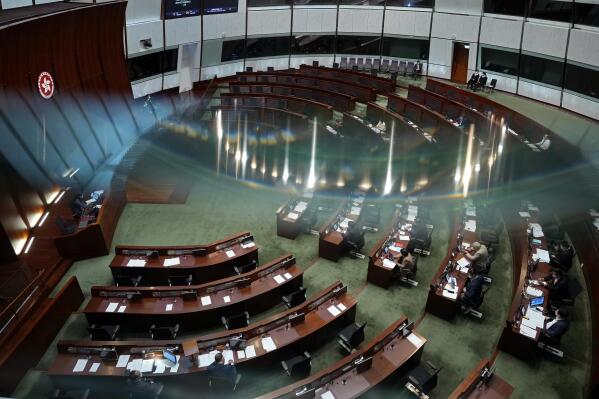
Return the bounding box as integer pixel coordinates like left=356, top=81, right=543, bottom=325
left=391, top=60, right=399, bottom=66
left=490, top=78, right=497, bottom=87
left=373, top=59, right=380, bottom=67
left=382, top=59, right=389, bottom=66
left=340, top=57, right=347, bottom=63
left=350, top=322, right=366, bottom=346
left=88, top=326, right=111, bottom=341
left=226, top=312, right=249, bottom=329
left=349, top=58, right=356, bottom=64
left=150, top=326, right=175, bottom=340
left=357, top=58, right=364, bottom=64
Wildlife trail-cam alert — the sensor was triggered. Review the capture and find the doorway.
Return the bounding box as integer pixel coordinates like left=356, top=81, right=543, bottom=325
left=451, top=42, right=470, bottom=84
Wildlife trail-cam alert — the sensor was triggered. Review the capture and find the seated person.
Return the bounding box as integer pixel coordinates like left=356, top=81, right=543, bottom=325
left=70, top=194, right=87, bottom=218
left=467, top=71, right=480, bottom=90
left=127, top=370, right=163, bottom=398
left=207, top=352, right=237, bottom=384
left=475, top=72, right=487, bottom=91
left=345, top=221, right=365, bottom=253
left=375, top=119, right=386, bottom=132
left=549, top=241, right=574, bottom=271
left=460, top=269, right=485, bottom=310
left=542, top=307, right=570, bottom=343
left=414, top=61, right=423, bottom=77
left=535, top=134, right=551, bottom=151
left=393, top=248, right=417, bottom=279
left=465, top=242, right=488, bottom=272
left=456, top=112, right=467, bottom=128
left=542, top=268, right=569, bottom=303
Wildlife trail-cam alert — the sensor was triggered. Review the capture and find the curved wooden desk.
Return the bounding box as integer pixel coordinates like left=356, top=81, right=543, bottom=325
left=49, top=281, right=356, bottom=393
left=256, top=317, right=426, bottom=399
left=219, top=93, right=334, bottom=123
left=85, top=254, right=302, bottom=331
left=425, top=202, right=480, bottom=320
left=297, top=64, right=396, bottom=93
left=498, top=204, right=552, bottom=359
left=235, top=71, right=376, bottom=103
left=110, top=232, right=259, bottom=285
left=229, top=82, right=356, bottom=112
left=448, top=358, right=513, bottom=399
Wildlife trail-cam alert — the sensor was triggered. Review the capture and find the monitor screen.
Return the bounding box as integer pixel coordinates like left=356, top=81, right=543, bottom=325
left=163, top=349, right=177, bottom=364
left=164, top=0, right=201, bottom=19
left=203, top=0, right=239, bottom=15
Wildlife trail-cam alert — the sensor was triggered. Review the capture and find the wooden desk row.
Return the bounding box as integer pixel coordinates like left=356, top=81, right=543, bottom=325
left=276, top=196, right=316, bottom=240
left=367, top=202, right=420, bottom=289
left=297, top=64, right=396, bottom=93
left=85, top=254, right=302, bottom=331
left=318, top=192, right=368, bottom=262
left=110, top=231, right=259, bottom=285
left=449, top=358, right=514, bottom=399
left=498, top=204, right=552, bottom=359
left=425, top=200, right=480, bottom=320
left=256, top=317, right=426, bottom=399
left=219, top=93, right=333, bottom=124
left=235, top=71, right=377, bottom=103
left=229, top=81, right=356, bottom=113
left=366, top=102, right=436, bottom=146
left=49, top=282, right=355, bottom=393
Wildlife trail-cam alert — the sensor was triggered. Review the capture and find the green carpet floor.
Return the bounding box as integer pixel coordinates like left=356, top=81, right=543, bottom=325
left=12, top=84, right=595, bottom=398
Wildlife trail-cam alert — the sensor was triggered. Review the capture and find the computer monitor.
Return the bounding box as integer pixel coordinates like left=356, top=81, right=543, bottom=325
left=163, top=349, right=177, bottom=365
left=530, top=297, right=544, bottom=307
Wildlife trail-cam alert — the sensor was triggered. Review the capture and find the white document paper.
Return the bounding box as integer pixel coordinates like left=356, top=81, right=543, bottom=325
left=222, top=350, right=234, bottom=364
left=464, top=220, right=477, bottom=232
left=223, top=296, right=231, bottom=303
left=535, top=249, right=550, bottom=263
left=241, top=241, right=256, bottom=249
left=519, top=211, right=531, bottom=218
left=237, top=350, right=246, bottom=359
left=89, top=362, right=100, bottom=373
left=105, top=302, right=119, bottom=312
left=399, top=235, right=410, bottom=241
left=170, top=356, right=180, bottom=373
left=198, top=353, right=216, bottom=368
left=245, top=345, right=256, bottom=358
left=337, top=303, right=347, bottom=311
left=127, top=359, right=143, bottom=371
left=442, top=283, right=459, bottom=300
left=457, top=258, right=470, bottom=268
left=154, top=362, right=166, bottom=374
left=163, top=257, right=180, bottom=267
left=287, top=212, right=299, bottom=220
left=126, top=259, right=146, bottom=267
left=350, top=206, right=361, bottom=216
left=117, top=305, right=127, bottom=313
left=141, top=359, right=155, bottom=373
left=116, top=355, right=130, bottom=368
left=73, top=359, right=88, bottom=373
left=226, top=250, right=235, bottom=258
left=519, top=324, right=538, bottom=339
left=273, top=275, right=285, bottom=284
left=382, top=258, right=396, bottom=270
left=389, top=245, right=402, bottom=253
left=283, top=272, right=292, bottom=280
left=407, top=333, right=424, bottom=347
left=465, top=208, right=476, bottom=217
left=201, top=296, right=212, bottom=306
left=327, top=305, right=341, bottom=317
left=321, top=391, right=335, bottom=399
left=261, top=337, right=277, bottom=352
left=165, top=304, right=173, bottom=311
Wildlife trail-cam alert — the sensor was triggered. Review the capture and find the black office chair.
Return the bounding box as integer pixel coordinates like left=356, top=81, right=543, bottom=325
left=267, top=66, right=274, bottom=72
left=312, top=61, right=319, bottom=67
left=337, top=321, right=366, bottom=353
left=555, top=277, right=583, bottom=307
left=234, top=260, right=257, bottom=275
left=208, top=373, right=242, bottom=395
left=88, top=324, right=120, bottom=341
left=409, top=225, right=433, bottom=256
left=149, top=324, right=179, bottom=340
left=282, top=287, right=307, bottom=308
left=245, top=67, right=253, bottom=72
left=222, top=312, right=250, bottom=330
left=281, top=352, right=311, bottom=378
left=299, top=207, right=318, bottom=233
left=333, top=62, right=340, bottom=69
left=406, top=361, right=441, bottom=396
left=168, top=274, right=192, bottom=286
left=55, top=216, right=76, bottom=235
left=114, top=275, right=142, bottom=287
left=362, top=204, right=380, bottom=231
left=486, top=78, right=497, bottom=92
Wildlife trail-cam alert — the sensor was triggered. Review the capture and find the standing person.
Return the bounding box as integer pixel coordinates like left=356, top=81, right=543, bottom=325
left=467, top=71, right=480, bottom=90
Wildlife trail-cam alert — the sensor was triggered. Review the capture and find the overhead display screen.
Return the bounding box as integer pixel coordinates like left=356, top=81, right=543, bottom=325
left=203, top=0, right=239, bottom=15
left=164, top=0, right=202, bottom=19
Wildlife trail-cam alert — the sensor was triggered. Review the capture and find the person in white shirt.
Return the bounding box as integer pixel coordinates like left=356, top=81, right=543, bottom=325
left=536, top=134, right=551, bottom=151
left=375, top=120, right=386, bottom=132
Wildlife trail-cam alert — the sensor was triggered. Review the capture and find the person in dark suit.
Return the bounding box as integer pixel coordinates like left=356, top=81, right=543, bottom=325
left=467, top=71, right=480, bottom=90
left=345, top=221, right=365, bottom=252
left=460, top=269, right=485, bottom=312
left=127, top=370, right=163, bottom=398
left=543, top=268, right=569, bottom=303
left=207, top=352, right=237, bottom=383
left=475, top=72, right=487, bottom=92
left=70, top=194, right=87, bottom=218
left=542, top=308, right=570, bottom=343
left=550, top=241, right=574, bottom=271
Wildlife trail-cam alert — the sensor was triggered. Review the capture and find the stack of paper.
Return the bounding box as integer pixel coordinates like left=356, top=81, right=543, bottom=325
left=116, top=355, right=130, bottom=367
left=245, top=345, right=256, bottom=358
left=241, top=241, right=256, bottom=249
left=382, top=258, right=396, bottom=270
left=406, top=333, right=425, bottom=347
left=287, top=212, right=299, bottom=220
left=389, top=245, right=402, bottom=253
left=105, top=302, right=119, bottom=312
left=339, top=218, right=350, bottom=229
left=126, top=259, right=146, bottom=267
left=350, top=206, right=361, bottom=216
left=222, top=350, right=234, bottom=364
left=294, top=201, right=308, bottom=212
left=141, top=359, right=155, bottom=373
left=73, top=359, right=88, bottom=373
left=465, top=207, right=476, bottom=217
left=261, top=337, right=277, bottom=352
left=273, top=275, right=285, bottom=284
left=117, top=305, right=127, bottom=313
left=154, top=362, right=166, bottom=374
left=200, top=296, right=212, bottom=306
left=519, top=211, right=531, bottom=218
left=127, top=359, right=143, bottom=371
left=327, top=305, right=341, bottom=317
left=442, top=283, right=458, bottom=300
left=89, top=363, right=100, bottom=373
left=399, top=235, right=410, bottom=241
left=464, top=220, right=477, bottom=232
left=320, top=391, right=335, bottom=399
left=283, top=272, right=292, bottom=279
left=532, top=248, right=550, bottom=263
left=198, top=352, right=217, bottom=367
left=223, top=296, right=231, bottom=303
left=226, top=250, right=236, bottom=258
left=519, top=324, right=538, bottom=338
left=163, top=257, right=180, bottom=267
left=165, top=303, right=173, bottom=311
